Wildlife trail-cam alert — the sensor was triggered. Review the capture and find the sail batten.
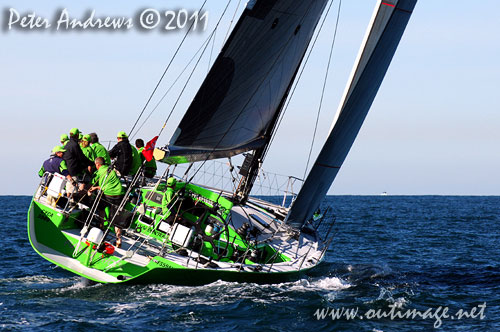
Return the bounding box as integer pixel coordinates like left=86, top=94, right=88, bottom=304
left=160, top=0, right=329, bottom=164
left=287, top=0, right=417, bottom=228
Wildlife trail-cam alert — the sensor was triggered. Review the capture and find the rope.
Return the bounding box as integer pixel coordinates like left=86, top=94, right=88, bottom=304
left=208, top=28, right=217, bottom=73
left=223, top=0, right=242, bottom=45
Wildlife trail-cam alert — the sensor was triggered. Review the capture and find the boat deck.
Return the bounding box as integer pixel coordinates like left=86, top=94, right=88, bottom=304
left=29, top=184, right=326, bottom=283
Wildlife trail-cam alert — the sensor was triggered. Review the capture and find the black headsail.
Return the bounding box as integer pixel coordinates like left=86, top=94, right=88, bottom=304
left=155, top=0, right=329, bottom=165
left=286, top=0, right=417, bottom=228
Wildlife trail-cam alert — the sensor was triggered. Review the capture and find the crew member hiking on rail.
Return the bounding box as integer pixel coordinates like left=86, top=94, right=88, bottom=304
left=38, top=146, right=73, bottom=182
left=38, top=146, right=74, bottom=207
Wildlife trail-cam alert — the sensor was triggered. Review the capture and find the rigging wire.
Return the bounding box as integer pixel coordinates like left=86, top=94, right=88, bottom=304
left=128, top=0, right=209, bottom=139
left=132, top=32, right=216, bottom=137
left=134, top=0, right=238, bottom=139
left=208, top=28, right=217, bottom=73
left=157, top=0, right=234, bottom=138
left=302, top=0, right=342, bottom=180
left=223, top=0, right=242, bottom=45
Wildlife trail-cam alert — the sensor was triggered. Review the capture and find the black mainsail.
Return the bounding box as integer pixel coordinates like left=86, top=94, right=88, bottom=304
left=156, top=0, right=328, bottom=164
left=286, top=0, right=417, bottom=228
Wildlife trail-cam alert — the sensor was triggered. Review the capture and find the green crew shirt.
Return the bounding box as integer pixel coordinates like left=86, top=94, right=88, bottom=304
left=93, top=165, right=125, bottom=196
left=91, top=142, right=111, bottom=165
left=161, top=187, right=176, bottom=215
left=129, top=145, right=142, bottom=176
left=81, top=145, right=96, bottom=162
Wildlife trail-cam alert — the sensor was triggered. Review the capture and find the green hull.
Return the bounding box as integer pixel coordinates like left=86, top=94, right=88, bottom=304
left=28, top=184, right=322, bottom=285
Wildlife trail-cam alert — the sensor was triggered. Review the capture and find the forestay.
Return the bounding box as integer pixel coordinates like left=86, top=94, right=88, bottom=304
left=286, top=0, right=417, bottom=228
left=157, top=0, right=328, bottom=164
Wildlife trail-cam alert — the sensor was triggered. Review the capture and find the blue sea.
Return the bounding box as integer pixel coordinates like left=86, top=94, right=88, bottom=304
left=1, top=195, right=499, bottom=331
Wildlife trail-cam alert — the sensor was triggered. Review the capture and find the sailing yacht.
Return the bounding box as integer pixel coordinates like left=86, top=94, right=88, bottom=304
left=28, top=0, right=416, bottom=285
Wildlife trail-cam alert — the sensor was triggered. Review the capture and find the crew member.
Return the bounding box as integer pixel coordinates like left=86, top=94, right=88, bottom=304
left=38, top=146, right=73, bottom=182
left=108, top=131, right=133, bottom=177
left=63, top=128, right=93, bottom=194
left=161, top=177, right=181, bottom=225
left=38, top=146, right=74, bottom=206
left=89, top=132, right=111, bottom=165
left=136, top=138, right=157, bottom=178
left=80, top=134, right=96, bottom=162
left=88, top=157, right=126, bottom=248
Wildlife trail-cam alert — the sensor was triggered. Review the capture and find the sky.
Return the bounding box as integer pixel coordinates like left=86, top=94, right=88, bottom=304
left=1, top=0, right=499, bottom=196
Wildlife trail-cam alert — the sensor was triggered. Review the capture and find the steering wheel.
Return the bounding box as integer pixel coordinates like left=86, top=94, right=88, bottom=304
left=187, top=205, right=231, bottom=261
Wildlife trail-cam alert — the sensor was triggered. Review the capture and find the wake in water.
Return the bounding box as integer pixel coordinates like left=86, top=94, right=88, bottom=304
left=117, top=275, right=353, bottom=306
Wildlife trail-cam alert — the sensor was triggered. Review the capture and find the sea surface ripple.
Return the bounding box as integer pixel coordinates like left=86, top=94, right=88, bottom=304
left=1, top=195, right=499, bottom=331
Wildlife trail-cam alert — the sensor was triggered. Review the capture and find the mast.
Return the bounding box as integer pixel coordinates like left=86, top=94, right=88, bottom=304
left=286, top=0, right=417, bottom=228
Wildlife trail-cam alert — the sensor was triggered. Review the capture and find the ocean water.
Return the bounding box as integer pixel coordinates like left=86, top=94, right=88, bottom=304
left=1, top=195, right=499, bottom=331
